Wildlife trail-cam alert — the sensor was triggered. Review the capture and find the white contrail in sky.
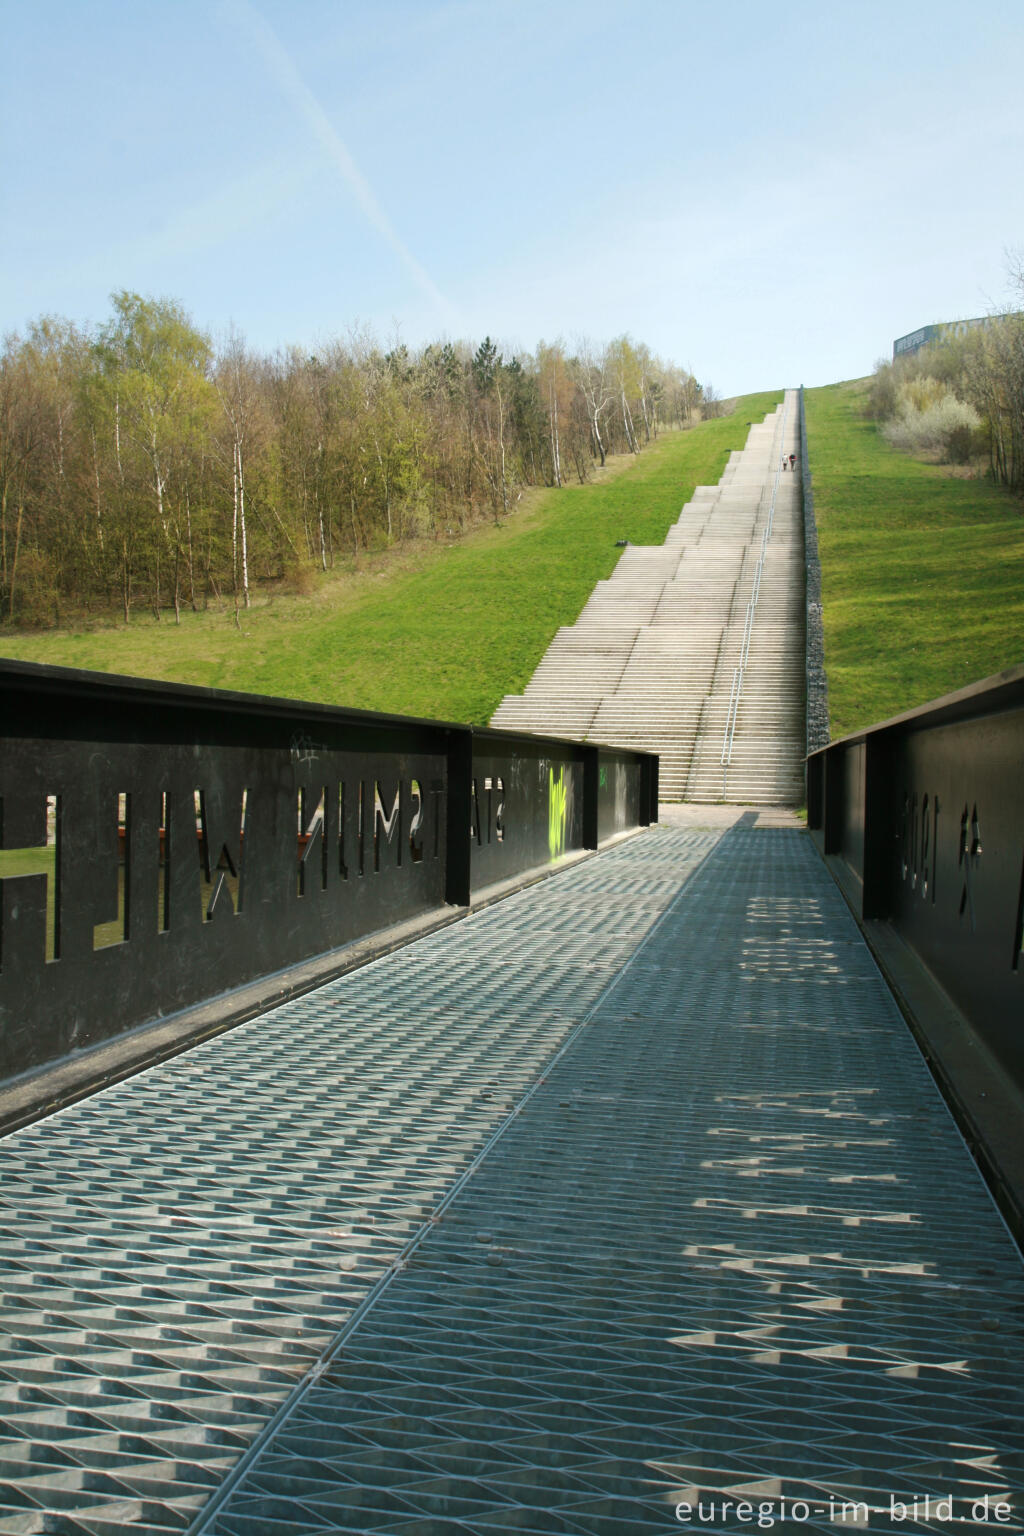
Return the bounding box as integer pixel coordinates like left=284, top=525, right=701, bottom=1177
left=220, top=0, right=457, bottom=323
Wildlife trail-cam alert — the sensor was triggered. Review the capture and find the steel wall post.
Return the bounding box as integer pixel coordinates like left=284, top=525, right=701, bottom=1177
left=861, top=733, right=894, bottom=920
left=643, top=755, right=658, bottom=824
left=806, top=751, right=824, bottom=831
left=822, top=746, right=844, bottom=856
left=444, top=728, right=474, bottom=907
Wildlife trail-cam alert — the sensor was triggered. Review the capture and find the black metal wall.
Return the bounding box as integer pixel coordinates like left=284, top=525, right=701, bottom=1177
left=0, top=662, right=656, bottom=1085
left=597, top=754, right=646, bottom=844
left=807, top=666, right=1024, bottom=1087
left=468, top=739, right=584, bottom=893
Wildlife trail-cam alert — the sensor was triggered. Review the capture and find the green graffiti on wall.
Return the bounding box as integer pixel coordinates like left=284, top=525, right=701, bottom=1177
left=548, top=766, right=568, bottom=860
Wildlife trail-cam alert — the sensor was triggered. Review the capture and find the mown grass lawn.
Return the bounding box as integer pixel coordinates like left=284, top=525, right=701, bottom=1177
left=1, top=391, right=782, bottom=722
left=805, top=378, right=1024, bottom=739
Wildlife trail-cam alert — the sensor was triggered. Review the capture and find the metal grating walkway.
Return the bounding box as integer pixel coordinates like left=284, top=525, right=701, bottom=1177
left=0, top=829, right=717, bottom=1535
left=3, top=824, right=1024, bottom=1534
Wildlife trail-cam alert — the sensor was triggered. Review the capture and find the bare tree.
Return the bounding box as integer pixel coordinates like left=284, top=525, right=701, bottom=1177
left=570, top=340, right=613, bottom=467
left=216, top=328, right=267, bottom=617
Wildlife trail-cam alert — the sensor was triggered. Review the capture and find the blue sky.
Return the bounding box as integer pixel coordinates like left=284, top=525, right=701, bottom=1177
left=2, top=0, right=1022, bottom=395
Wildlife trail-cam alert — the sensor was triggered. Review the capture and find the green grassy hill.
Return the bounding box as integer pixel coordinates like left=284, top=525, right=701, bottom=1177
left=0, top=393, right=782, bottom=722
left=805, top=379, right=1024, bottom=739
left=6, top=379, right=1017, bottom=741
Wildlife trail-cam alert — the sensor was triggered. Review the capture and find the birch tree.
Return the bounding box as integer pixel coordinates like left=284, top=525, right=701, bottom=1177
left=570, top=340, right=613, bottom=467
left=607, top=335, right=640, bottom=454
left=0, top=337, right=37, bottom=622
left=95, top=293, right=214, bottom=619
left=215, top=329, right=267, bottom=616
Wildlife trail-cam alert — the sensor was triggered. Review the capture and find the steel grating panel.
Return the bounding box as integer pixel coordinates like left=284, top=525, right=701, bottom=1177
left=193, top=826, right=1024, bottom=1536
left=0, top=829, right=720, bottom=1535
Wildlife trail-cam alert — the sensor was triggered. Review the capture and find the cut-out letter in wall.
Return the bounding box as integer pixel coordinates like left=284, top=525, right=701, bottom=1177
left=958, top=802, right=982, bottom=930
left=297, top=786, right=328, bottom=896
left=920, top=795, right=930, bottom=901
left=902, top=792, right=938, bottom=902
left=93, top=792, right=130, bottom=949
left=337, top=782, right=348, bottom=880
left=482, top=778, right=494, bottom=845
left=121, top=793, right=131, bottom=938
left=159, top=791, right=171, bottom=932
left=408, top=780, right=424, bottom=864
left=430, top=779, right=445, bottom=860
left=47, top=794, right=61, bottom=961
left=0, top=794, right=60, bottom=966
left=374, top=782, right=401, bottom=873
left=198, top=789, right=247, bottom=921
left=474, top=777, right=505, bottom=846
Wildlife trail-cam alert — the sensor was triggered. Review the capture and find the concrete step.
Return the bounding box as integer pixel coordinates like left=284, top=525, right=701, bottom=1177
left=490, top=389, right=807, bottom=803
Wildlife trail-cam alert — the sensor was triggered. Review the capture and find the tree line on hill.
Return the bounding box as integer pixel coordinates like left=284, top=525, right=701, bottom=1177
left=869, top=273, right=1024, bottom=487
left=0, top=292, right=713, bottom=627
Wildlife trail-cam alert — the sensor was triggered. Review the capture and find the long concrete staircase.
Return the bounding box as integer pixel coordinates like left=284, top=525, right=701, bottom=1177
left=490, top=391, right=806, bottom=802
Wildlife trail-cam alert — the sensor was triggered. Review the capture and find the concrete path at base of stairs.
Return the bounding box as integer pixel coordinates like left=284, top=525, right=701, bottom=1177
left=1, top=821, right=1022, bottom=1536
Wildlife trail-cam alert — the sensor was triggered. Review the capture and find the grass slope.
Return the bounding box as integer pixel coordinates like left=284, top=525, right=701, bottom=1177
left=806, top=379, right=1024, bottom=739
left=1, top=392, right=782, bottom=722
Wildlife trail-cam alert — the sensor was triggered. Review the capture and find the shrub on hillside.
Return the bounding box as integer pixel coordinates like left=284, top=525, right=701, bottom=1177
left=868, top=359, right=899, bottom=421
left=881, top=381, right=982, bottom=463
left=871, top=275, right=1024, bottom=487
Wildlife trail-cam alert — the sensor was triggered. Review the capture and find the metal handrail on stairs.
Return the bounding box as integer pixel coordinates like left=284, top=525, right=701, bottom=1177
left=720, top=667, right=742, bottom=770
